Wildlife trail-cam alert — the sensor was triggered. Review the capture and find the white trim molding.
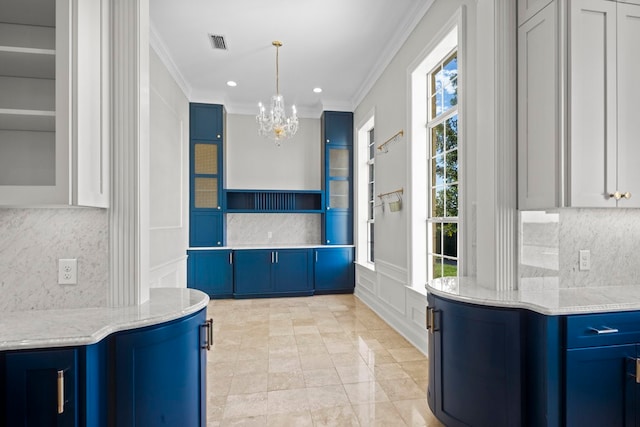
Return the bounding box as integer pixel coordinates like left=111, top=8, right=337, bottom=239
left=108, top=0, right=150, bottom=307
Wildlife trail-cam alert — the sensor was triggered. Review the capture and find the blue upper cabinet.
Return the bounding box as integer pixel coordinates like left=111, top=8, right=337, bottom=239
left=322, top=111, right=353, bottom=245
left=189, top=103, right=225, bottom=247
left=190, top=103, right=223, bottom=141
left=323, top=111, right=353, bottom=146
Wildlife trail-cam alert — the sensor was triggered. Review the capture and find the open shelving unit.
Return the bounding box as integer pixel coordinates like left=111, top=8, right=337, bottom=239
left=225, top=189, right=324, bottom=213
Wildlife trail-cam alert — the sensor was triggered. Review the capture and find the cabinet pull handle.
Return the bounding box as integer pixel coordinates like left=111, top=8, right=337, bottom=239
left=637, top=358, right=640, bottom=384
left=426, top=307, right=432, bottom=331
left=275, top=251, right=278, bottom=263
left=202, top=318, right=213, bottom=350
left=229, top=252, right=233, bottom=264
left=57, top=370, right=64, bottom=414
left=588, top=326, right=619, bottom=335
left=609, top=191, right=632, bottom=200
left=315, top=252, right=318, bottom=263
left=271, top=252, right=274, bottom=263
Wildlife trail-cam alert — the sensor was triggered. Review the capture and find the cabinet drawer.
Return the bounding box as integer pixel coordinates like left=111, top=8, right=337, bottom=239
left=566, top=311, right=640, bottom=348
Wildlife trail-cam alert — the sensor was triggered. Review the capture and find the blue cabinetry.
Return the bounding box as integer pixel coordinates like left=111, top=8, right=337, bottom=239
left=427, top=293, right=522, bottom=427
left=322, top=111, right=353, bottom=245
left=112, top=308, right=208, bottom=427
left=5, top=348, right=79, bottom=427
left=234, top=249, right=313, bottom=298
left=187, top=249, right=233, bottom=298
left=190, top=103, right=225, bottom=247
left=313, top=247, right=354, bottom=294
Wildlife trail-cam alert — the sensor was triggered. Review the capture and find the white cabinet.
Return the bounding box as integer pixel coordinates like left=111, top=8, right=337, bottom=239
left=518, top=0, right=640, bottom=209
left=0, top=0, right=108, bottom=207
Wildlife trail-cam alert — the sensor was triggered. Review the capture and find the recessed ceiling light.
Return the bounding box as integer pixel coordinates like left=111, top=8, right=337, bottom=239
left=313, top=87, right=322, bottom=93
left=227, top=81, right=237, bottom=87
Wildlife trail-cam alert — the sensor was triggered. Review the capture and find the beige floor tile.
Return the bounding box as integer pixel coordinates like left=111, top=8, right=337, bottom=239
left=352, top=401, right=407, bottom=426
left=303, top=368, right=342, bottom=387
left=223, top=392, right=268, bottom=419
left=295, top=333, right=326, bottom=346
left=294, top=325, right=320, bottom=335
left=343, top=381, right=390, bottom=404
left=220, top=415, right=268, bottom=426
left=268, top=370, right=306, bottom=391
left=306, top=384, right=351, bottom=411
left=378, top=378, right=426, bottom=401
left=369, top=362, right=411, bottom=381
left=297, top=343, right=328, bottom=355
left=299, top=352, right=334, bottom=370
left=232, top=359, right=269, bottom=376
left=268, top=356, right=301, bottom=373
left=388, top=347, right=427, bottom=363
left=236, top=346, right=269, bottom=361
left=207, top=376, right=233, bottom=397
left=229, top=373, right=268, bottom=395
left=267, top=388, right=310, bottom=414
left=393, top=399, right=444, bottom=427
left=400, top=360, right=429, bottom=381
left=266, top=410, right=314, bottom=426
left=207, top=361, right=236, bottom=378
left=207, top=395, right=228, bottom=422
left=335, top=363, right=375, bottom=384
left=310, top=405, right=360, bottom=427
left=330, top=352, right=366, bottom=368
left=325, top=341, right=357, bottom=354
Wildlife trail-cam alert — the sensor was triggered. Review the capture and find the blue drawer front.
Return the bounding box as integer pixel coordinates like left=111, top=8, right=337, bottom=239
left=566, top=311, right=640, bottom=348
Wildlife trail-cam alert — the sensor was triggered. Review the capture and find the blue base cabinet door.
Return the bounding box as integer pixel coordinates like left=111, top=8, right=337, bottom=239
left=427, top=294, right=522, bottom=427
left=234, top=249, right=312, bottom=298
left=112, top=308, right=208, bottom=427
left=233, top=250, right=274, bottom=297
left=187, top=249, right=233, bottom=298
left=566, top=344, right=636, bottom=426
left=5, top=348, right=78, bottom=427
left=314, top=247, right=354, bottom=293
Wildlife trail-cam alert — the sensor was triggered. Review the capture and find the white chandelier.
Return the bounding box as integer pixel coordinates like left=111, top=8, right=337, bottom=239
left=256, top=41, right=299, bottom=144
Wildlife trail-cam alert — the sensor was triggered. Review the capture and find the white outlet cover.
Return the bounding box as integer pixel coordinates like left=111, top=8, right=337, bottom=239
left=58, top=258, right=77, bottom=285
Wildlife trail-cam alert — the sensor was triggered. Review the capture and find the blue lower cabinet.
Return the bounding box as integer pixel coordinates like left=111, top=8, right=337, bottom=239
left=112, top=308, right=208, bottom=427
left=5, top=348, right=79, bottom=427
left=566, top=344, right=637, bottom=426
left=234, top=249, right=312, bottom=298
left=324, top=211, right=352, bottom=245
left=427, top=293, right=522, bottom=427
left=187, top=249, right=233, bottom=298
left=313, top=247, right=354, bottom=294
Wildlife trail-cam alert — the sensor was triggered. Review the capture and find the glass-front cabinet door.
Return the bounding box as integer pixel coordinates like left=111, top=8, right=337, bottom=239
left=327, top=147, right=350, bottom=211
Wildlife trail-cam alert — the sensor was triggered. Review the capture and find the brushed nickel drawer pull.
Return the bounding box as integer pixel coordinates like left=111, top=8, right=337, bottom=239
left=588, top=326, right=619, bottom=335
left=57, top=370, right=64, bottom=414
left=202, top=319, right=213, bottom=350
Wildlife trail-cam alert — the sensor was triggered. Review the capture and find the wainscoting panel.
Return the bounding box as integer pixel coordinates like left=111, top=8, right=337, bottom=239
left=149, top=256, right=187, bottom=288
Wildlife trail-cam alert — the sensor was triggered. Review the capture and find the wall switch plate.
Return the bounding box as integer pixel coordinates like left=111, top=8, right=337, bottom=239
left=579, top=250, right=590, bottom=271
left=58, top=259, right=77, bottom=284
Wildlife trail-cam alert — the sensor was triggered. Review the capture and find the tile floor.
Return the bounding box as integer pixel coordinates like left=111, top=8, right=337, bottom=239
left=206, top=294, right=444, bottom=426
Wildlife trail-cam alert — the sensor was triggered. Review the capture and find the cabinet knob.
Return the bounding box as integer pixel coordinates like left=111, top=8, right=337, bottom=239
left=327, top=240, right=331, bottom=243
left=217, top=241, right=221, bottom=245
left=609, top=191, right=632, bottom=200
left=216, top=134, right=221, bottom=139
left=217, top=206, right=221, bottom=210
left=327, top=206, right=331, bottom=210
left=326, top=139, right=330, bottom=143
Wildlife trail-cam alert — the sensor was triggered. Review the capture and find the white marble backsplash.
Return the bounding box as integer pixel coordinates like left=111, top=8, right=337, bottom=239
left=227, top=213, right=321, bottom=246
left=0, top=208, right=108, bottom=311
left=519, top=208, right=640, bottom=290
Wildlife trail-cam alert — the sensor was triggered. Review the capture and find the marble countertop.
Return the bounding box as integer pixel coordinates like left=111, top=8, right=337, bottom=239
left=188, top=244, right=354, bottom=250
left=0, top=288, right=209, bottom=351
left=426, top=277, right=640, bottom=315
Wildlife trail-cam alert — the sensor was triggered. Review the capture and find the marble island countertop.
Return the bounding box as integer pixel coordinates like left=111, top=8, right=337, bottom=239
left=426, top=277, right=640, bottom=315
left=0, top=288, right=209, bottom=351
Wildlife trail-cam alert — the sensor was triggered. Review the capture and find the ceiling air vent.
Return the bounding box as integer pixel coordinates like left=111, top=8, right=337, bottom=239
left=209, top=34, right=227, bottom=50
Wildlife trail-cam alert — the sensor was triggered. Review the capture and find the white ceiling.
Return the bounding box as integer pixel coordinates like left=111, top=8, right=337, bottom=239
left=149, top=0, right=434, bottom=117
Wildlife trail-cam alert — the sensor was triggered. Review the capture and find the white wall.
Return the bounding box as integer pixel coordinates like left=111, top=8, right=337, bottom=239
left=226, top=114, right=321, bottom=190
left=148, top=47, right=190, bottom=287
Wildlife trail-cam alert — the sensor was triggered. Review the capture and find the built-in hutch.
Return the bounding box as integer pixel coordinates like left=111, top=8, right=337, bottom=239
left=187, top=105, right=355, bottom=298
left=0, top=0, right=108, bottom=207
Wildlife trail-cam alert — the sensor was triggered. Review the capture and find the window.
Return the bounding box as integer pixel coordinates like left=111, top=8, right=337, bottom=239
left=356, top=114, right=375, bottom=267
left=367, top=128, right=375, bottom=263
left=427, top=51, right=458, bottom=279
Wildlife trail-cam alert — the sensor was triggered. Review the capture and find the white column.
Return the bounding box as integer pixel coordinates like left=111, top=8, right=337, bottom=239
left=108, top=0, right=150, bottom=306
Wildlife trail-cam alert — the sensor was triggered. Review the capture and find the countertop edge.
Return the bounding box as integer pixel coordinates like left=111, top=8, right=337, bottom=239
left=0, top=288, right=209, bottom=351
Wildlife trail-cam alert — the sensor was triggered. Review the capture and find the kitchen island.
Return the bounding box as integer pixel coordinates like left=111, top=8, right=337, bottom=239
left=426, top=278, right=640, bottom=427
left=0, top=288, right=210, bottom=426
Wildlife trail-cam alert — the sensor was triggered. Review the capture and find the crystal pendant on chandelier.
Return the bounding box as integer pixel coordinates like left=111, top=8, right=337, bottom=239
left=256, top=41, right=299, bottom=145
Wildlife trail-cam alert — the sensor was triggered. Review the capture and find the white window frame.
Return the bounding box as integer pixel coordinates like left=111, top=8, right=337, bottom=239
left=366, top=127, right=375, bottom=263
left=356, top=113, right=375, bottom=268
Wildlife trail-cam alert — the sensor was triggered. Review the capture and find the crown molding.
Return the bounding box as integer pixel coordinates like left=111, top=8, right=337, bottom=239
left=149, top=22, right=192, bottom=99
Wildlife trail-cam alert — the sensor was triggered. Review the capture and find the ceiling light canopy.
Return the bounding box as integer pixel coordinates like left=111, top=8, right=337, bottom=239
left=256, top=41, right=298, bottom=145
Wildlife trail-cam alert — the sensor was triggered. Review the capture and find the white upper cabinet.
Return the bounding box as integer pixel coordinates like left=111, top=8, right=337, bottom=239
left=518, top=0, right=640, bottom=209
left=0, top=0, right=108, bottom=207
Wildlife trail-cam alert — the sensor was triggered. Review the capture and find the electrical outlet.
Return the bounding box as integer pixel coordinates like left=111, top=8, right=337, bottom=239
left=268, top=231, right=273, bottom=239
left=58, top=259, right=77, bottom=285
left=579, top=250, right=590, bottom=271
